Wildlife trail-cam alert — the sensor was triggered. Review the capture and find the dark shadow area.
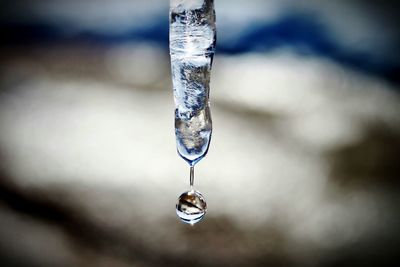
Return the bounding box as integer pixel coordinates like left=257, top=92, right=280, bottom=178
left=327, top=123, right=400, bottom=189
left=0, top=172, right=293, bottom=267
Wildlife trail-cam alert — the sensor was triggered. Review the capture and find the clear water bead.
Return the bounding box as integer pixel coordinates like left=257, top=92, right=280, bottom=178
left=176, top=190, right=207, bottom=224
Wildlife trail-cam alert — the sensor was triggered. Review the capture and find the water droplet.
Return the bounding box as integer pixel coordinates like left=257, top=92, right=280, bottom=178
left=176, top=190, right=207, bottom=224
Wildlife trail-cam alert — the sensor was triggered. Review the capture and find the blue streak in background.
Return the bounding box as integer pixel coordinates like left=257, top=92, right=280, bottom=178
left=1, top=13, right=399, bottom=85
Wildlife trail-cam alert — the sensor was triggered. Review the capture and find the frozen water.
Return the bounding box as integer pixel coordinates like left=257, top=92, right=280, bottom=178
left=170, top=0, right=216, bottom=166
left=170, top=0, right=205, bottom=12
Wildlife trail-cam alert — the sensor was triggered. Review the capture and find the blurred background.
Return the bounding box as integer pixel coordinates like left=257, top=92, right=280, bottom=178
left=0, top=0, right=400, bottom=266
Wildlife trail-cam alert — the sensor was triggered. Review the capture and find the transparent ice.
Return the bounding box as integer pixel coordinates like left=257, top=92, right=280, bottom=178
left=170, top=0, right=216, bottom=166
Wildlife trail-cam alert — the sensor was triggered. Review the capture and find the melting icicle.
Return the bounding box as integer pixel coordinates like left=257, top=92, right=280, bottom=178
left=170, top=0, right=216, bottom=166
left=170, top=0, right=215, bottom=224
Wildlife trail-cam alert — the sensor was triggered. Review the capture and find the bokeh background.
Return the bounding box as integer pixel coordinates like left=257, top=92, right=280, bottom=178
left=1, top=0, right=400, bottom=266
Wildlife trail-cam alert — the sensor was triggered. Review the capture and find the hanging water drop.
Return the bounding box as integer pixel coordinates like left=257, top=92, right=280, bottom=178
left=175, top=166, right=207, bottom=224
left=176, top=189, right=207, bottom=224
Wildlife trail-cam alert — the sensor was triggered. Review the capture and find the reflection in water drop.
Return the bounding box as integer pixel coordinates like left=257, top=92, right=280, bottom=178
left=176, top=190, right=207, bottom=224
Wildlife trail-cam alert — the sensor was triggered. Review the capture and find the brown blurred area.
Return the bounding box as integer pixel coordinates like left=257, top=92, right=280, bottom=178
left=1, top=1, right=400, bottom=267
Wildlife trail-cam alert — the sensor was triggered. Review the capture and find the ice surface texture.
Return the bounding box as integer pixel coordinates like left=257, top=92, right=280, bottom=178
left=170, top=0, right=216, bottom=166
